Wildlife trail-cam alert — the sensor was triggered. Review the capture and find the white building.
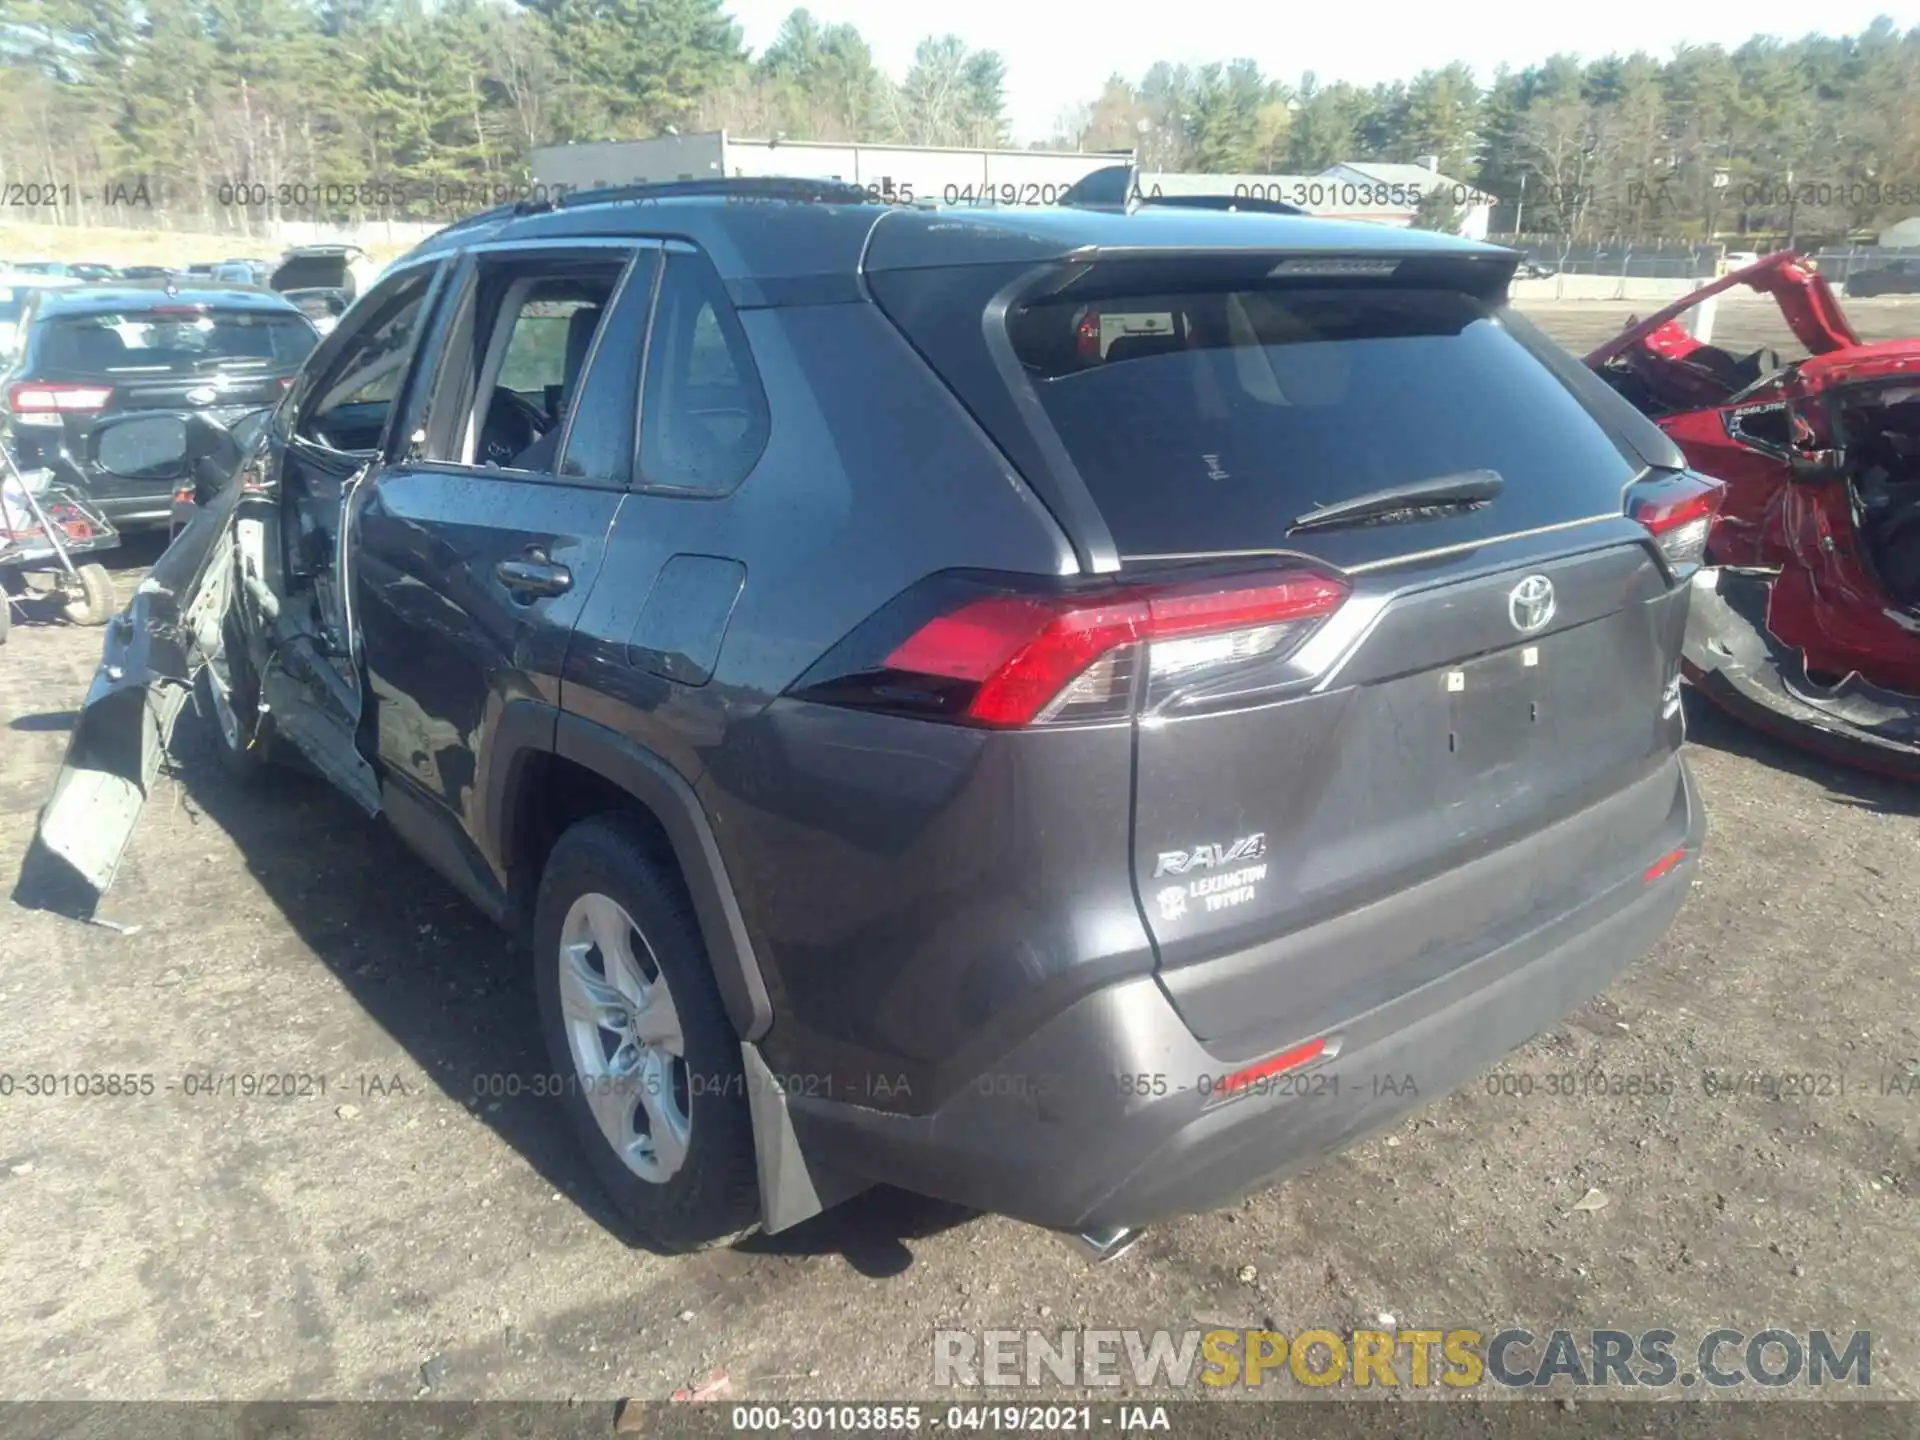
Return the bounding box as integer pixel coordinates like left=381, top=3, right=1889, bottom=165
left=1876, top=215, right=1920, bottom=248
left=1132, top=159, right=1494, bottom=237
left=531, top=132, right=1131, bottom=207
left=1316, top=161, right=1496, bottom=239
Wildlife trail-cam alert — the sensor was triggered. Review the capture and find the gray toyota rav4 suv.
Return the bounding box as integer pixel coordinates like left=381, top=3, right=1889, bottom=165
left=25, top=179, right=1712, bottom=1255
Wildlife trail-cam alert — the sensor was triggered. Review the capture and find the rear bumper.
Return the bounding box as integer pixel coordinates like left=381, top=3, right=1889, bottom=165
left=1684, top=567, right=1920, bottom=778
left=789, top=756, right=1705, bottom=1232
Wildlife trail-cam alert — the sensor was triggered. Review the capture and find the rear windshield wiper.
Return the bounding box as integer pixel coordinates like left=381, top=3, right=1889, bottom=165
left=1289, top=470, right=1504, bottom=535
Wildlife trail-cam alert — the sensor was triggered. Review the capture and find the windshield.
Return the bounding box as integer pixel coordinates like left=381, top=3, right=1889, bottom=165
left=37, top=309, right=319, bottom=376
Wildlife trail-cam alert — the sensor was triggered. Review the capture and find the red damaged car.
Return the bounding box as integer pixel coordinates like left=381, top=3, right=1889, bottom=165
left=1586, top=250, right=1920, bottom=774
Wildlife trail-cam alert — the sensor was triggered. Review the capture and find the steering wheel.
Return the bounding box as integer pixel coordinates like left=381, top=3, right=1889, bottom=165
left=476, top=387, right=550, bottom=468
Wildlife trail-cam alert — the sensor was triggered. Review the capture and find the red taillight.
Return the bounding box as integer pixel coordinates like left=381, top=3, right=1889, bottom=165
left=1075, top=311, right=1102, bottom=363
left=7, top=381, right=113, bottom=414
left=832, top=569, right=1350, bottom=728
left=889, top=592, right=1149, bottom=727
left=1218, top=1036, right=1329, bottom=1096
left=1629, top=472, right=1724, bottom=569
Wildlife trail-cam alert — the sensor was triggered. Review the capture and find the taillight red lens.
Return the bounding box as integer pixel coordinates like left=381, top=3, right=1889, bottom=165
left=890, top=593, right=1151, bottom=726
left=1629, top=472, right=1724, bottom=570
left=1075, top=311, right=1102, bottom=363
left=816, top=569, right=1350, bottom=729
left=7, top=381, right=113, bottom=414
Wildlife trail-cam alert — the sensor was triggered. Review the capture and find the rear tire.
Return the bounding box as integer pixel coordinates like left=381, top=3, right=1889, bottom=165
left=532, top=815, right=761, bottom=1252
left=60, top=564, right=115, bottom=626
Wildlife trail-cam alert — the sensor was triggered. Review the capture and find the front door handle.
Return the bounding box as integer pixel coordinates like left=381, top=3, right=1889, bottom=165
left=495, top=554, right=572, bottom=599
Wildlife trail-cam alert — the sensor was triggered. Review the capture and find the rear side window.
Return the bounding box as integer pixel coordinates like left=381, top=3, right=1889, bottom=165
left=420, top=255, right=628, bottom=474
left=1005, top=285, right=1639, bottom=554
left=37, top=309, right=318, bottom=376
left=637, top=251, right=768, bottom=495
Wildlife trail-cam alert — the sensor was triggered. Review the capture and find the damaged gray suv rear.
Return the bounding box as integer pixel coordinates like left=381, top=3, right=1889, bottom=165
left=21, top=180, right=1710, bottom=1254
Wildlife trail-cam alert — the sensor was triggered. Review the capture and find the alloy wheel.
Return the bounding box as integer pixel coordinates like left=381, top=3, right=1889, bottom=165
left=556, top=891, right=692, bottom=1183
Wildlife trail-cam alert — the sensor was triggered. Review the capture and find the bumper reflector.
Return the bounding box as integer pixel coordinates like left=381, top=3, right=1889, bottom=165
left=1643, top=847, right=1687, bottom=883
left=1219, top=1035, right=1329, bottom=1096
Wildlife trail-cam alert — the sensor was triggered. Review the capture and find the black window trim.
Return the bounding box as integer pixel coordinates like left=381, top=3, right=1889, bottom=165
left=1722, top=399, right=1794, bottom=460
left=396, top=236, right=653, bottom=490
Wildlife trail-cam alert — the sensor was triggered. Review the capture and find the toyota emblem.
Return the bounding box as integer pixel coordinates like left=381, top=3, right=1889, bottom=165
left=184, top=385, right=217, bottom=406
left=1508, top=574, right=1556, bottom=633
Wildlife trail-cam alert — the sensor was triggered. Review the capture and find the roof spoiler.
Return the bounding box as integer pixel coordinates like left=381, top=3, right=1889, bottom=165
left=1059, top=163, right=1307, bottom=217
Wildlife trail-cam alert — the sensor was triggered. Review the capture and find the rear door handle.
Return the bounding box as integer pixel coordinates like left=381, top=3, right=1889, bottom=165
left=495, top=555, right=572, bottom=599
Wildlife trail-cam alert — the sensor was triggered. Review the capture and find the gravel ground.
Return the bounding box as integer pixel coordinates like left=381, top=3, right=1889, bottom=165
left=0, top=295, right=1915, bottom=1407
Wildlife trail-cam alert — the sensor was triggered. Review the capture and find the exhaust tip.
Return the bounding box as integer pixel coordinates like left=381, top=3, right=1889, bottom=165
left=1057, top=1225, right=1144, bottom=1264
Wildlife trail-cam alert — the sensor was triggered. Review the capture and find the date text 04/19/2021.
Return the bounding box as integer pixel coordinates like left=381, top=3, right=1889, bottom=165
left=727, top=1405, right=1171, bottom=1431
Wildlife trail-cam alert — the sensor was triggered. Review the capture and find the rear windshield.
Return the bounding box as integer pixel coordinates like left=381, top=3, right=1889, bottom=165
left=1006, top=285, right=1638, bottom=553
left=37, top=309, right=319, bottom=375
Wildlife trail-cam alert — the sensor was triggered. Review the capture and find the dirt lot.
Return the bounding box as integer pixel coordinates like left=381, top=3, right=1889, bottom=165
left=1, top=296, right=1917, bottom=1406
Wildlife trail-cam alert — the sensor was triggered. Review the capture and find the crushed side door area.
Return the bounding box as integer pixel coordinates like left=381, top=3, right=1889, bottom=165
left=15, top=485, right=241, bottom=918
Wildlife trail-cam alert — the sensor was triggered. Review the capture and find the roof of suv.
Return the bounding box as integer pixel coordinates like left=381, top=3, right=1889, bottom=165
left=402, top=185, right=1512, bottom=290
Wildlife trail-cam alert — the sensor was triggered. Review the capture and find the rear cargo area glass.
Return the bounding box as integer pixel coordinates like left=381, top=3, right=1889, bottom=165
left=39, top=311, right=318, bottom=375
left=1006, top=286, right=1637, bottom=555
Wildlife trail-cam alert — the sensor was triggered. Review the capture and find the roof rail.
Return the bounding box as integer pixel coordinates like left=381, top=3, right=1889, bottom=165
left=533, top=176, right=881, bottom=214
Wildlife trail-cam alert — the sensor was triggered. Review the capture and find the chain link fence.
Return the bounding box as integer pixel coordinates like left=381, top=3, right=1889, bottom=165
left=1805, top=245, right=1920, bottom=284
left=1488, top=236, right=1720, bottom=279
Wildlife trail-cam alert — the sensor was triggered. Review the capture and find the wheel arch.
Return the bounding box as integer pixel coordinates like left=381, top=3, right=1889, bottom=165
left=485, top=705, right=775, bottom=1042
left=488, top=709, right=862, bottom=1232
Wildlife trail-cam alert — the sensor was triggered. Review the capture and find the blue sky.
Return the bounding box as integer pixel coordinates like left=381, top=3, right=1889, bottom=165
left=724, top=0, right=1917, bottom=144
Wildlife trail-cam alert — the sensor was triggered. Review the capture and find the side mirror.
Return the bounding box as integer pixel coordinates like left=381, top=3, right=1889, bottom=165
left=184, top=412, right=246, bottom=507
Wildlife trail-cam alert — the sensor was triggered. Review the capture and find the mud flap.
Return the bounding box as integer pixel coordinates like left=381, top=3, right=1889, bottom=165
left=12, top=505, right=233, bottom=920
left=741, top=1043, right=871, bottom=1233
left=1683, top=566, right=1920, bottom=777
